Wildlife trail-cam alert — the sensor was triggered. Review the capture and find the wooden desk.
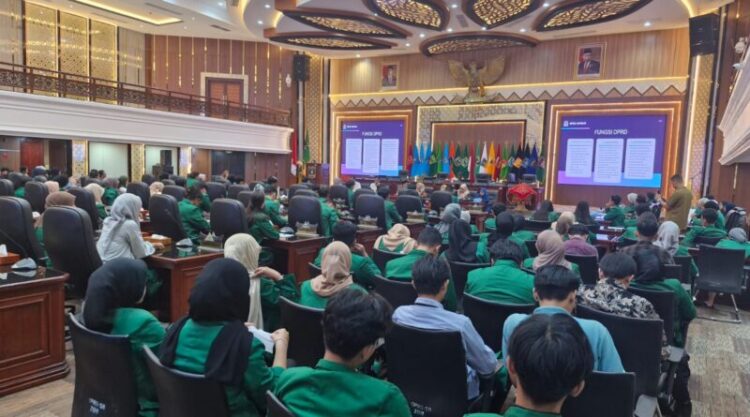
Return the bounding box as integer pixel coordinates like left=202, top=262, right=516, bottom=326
left=0, top=267, right=69, bottom=395
left=404, top=222, right=426, bottom=239
left=357, top=228, right=383, bottom=254
left=140, top=219, right=153, bottom=234
left=147, top=247, right=223, bottom=322
left=268, top=236, right=328, bottom=284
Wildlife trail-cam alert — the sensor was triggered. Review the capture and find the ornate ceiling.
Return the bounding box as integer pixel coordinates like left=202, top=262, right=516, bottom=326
left=279, top=8, right=411, bottom=38
left=535, top=0, right=653, bottom=32
left=363, top=0, right=449, bottom=31
left=464, top=0, right=542, bottom=29
left=266, top=30, right=397, bottom=50
left=421, top=32, right=539, bottom=56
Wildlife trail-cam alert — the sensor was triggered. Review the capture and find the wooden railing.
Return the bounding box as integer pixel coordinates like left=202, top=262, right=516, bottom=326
left=0, top=62, right=291, bottom=127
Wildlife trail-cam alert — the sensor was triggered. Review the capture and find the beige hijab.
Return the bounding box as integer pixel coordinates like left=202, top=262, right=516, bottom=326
left=310, top=241, right=353, bottom=298
left=44, top=180, right=60, bottom=193
left=374, top=224, right=416, bottom=253
left=149, top=181, right=164, bottom=196
left=85, top=183, right=104, bottom=204
left=223, top=233, right=264, bottom=329
left=533, top=230, right=573, bottom=271
left=553, top=211, right=575, bottom=236
left=36, top=191, right=76, bottom=228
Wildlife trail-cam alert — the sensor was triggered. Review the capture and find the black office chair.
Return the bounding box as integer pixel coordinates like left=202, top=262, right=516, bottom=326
left=149, top=194, right=187, bottom=241
left=355, top=194, right=387, bottom=231
left=68, top=314, right=138, bottom=417
left=288, top=184, right=311, bottom=200
left=143, top=346, right=230, bottom=417
left=561, top=372, right=636, bottom=417
left=329, top=184, right=349, bottom=207
left=586, top=223, right=600, bottom=234
left=279, top=297, right=324, bottom=367
left=68, top=187, right=102, bottom=230
left=672, top=255, right=694, bottom=286
left=523, top=219, right=552, bottom=232
left=352, top=188, right=375, bottom=210
left=173, top=176, right=187, bottom=187
left=308, top=262, right=322, bottom=277
left=0, top=178, right=13, bottom=196
left=141, top=174, right=156, bottom=185
left=395, top=195, right=423, bottom=219
left=205, top=182, right=227, bottom=201
left=163, top=185, right=186, bottom=202
left=462, top=293, right=535, bottom=353
left=662, top=264, right=683, bottom=283
left=295, top=189, right=318, bottom=198
left=373, top=275, right=417, bottom=309
left=448, top=261, right=490, bottom=302
left=228, top=184, right=249, bottom=200
left=210, top=199, right=248, bottom=243
left=288, top=195, right=323, bottom=235
left=695, top=244, right=746, bottom=323
left=694, top=235, right=723, bottom=246
left=429, top=191, right=453, bottom=213
left=237, top=190, right=254, bottom=208
left=162, top=179, right=176, bottom=186
left=24, top=180, right=49, bottom=213
left=399, top=189, right=420, bottom=197
left=0, top=196, right=45, bottom=263
left=126, top=181, right=150, bottom=210
left=627, top=286, right=676, bottom=344
left=525, top=240, right=539, bottom=257
left=619, top=237, right=639, bottom=248
left=372, top=248, right=406, bottom=274
left=44, top=206, right=102, bottom=298
left=565, top=254, right=599, bottom=285
left=266, top=391, right=295, bottom=417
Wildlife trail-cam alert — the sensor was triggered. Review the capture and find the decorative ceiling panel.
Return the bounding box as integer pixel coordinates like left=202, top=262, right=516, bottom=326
left=464, top=0, right=542, bottom=28
left=281, top=8, right=410, bottom=38
left=268, top=31, right=396, bottom=50
left=363, top=0, right=449, bottom=31
left=420, top=32, right=538, bottom=56
left=535, top=0, right=652, bottom=31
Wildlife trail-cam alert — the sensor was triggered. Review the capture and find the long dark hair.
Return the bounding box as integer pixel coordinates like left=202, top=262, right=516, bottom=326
left=574, top=201, right=594, bottom=225
left=532, top=200, right=554, bottom=221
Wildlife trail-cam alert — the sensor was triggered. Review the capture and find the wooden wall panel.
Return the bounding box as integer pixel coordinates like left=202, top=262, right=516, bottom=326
left=193, top=38, right=206, bottom=85
left=218, top=39, right=231, bottom=74
left=0, top=137, right=21, bottom=171
left=153, top=35, right=167, bottom=90
left=167, top=36, right=180, bottom=91
left=179, top=37, right=193, bottom=95
left=231, top=40, right=243, bottom=75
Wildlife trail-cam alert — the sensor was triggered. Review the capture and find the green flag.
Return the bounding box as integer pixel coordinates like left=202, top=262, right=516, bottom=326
left=429, top=142, right=439, bottom=176
left=474, top=142, right=482, bottom=176
left=303, top=130, right=311, bottom=163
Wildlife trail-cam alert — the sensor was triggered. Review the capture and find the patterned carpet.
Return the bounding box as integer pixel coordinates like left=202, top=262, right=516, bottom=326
left=1, top=306, right=749, bottom=417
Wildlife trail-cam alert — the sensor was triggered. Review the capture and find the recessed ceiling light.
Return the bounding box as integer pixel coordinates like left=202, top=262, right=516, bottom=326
left=373, top=12, right=378, bottom=16
left=405, top=42, right=411, bottom=47
left=257, top=20, right=264, bottom=25
left=71, top=0, right=182, bottom=25
left=451, top=3, right=458, bottom=8
left=520, top=28, right=527, bottom=32
left=218, top=1, right=225, bottom=7
left=481, top=26, right=487, bottom=31
left=419, top=33, right=425, bottom=38
left=183, top=26, right=188, bottom=30
left=356, top=53, right=361, bottom=58
left=447, top=28, right=453, bottom=32
left=644, top=21, right=652, bottom=27
left=264, top=4, right=271, bottom=9
left=191, top=16, right=195, bottom=21
left=543, top=2, right=550, bottom=7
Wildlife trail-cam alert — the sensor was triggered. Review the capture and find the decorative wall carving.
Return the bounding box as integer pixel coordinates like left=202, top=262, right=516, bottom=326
left=71, top=139, right=88, bottom=177
left=685, top=54, right=714, bottom=196
left=0, top=0, right=23, bottom=72
left=281, top=8, right=410, bottom=38
left=304, top=55, right=324, bottom=162
left=24, top=2, right=57, bottom=72
left=130, top=143, right=145, bottom=181
left=267, top=31, right=396, bottom=50
left=420, top=32, right=538, bottom=56
left=59, top=11, right=88, bottom=92
left=90, top=21, right=117, bottom=82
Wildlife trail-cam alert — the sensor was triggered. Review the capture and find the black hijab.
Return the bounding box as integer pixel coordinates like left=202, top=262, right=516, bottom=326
left=532, top=200, right=554, bottom=221
left=631, top=245, right=664, bottom=284
left=488, top=212, right=515, bottom=247
left=160, top=258, right=252, bottom=386
left=82, top=259, right=148, bottom=333
left=446, top=220, right=478, bottom=263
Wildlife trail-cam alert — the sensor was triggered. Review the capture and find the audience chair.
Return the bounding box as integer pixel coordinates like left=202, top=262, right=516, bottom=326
left=694, top=236, right=723, bottom=246
left=288, top=196, right=323, bottom=235
left=236, top=191, right=253, bottom=208
left=564, top=254, right=599, bottom=285
left=586, top=223, right=600, bottom=234
left=67, top=314, right=138, bottom=417
left=210, top=199, right=248, bottom=243
left=398, top=189, right=420, bottom=197
left=329, top=184, right=349, bottom=207
left=352, top=188, right=375, bottom=210
left=627, top=287, right=678, bottom=347
left=279, top=297, right=324, bottom=367
left=672, top=255, right=694, bottom=288
left=448, top=261, right=490, bottom=303
left=373, top=275, right=417, bottom=309
left=619, top=237, right=638, bottom=249
left=354, top=194, right=387, bottom=231
left=695, top=245, right=746, bottom=323
left=287, top=184, right=310, bottom=200
left=372, top=248, right=406, bottom=274
left=308, top=262, right=321, bottom=278
left=395, top=194, right=423, bottom=219
left=141, top=174, right=156, bottom=185
left=0, top=196, right=45, bottom=263
left=266, top=391, right=296, bottom=417
left=149, top=194, right=187, bottom=241
left=126, top=181, right=150, bottom=210
left=525, top=240, right=539, bottom=258
left=24, top=180, right=49, bottom=213
left=561, top=371, right=636, bottom=417
left=429, top=191, right=453, bottom=213
left=227, top=184, right=249, bottom=200
left=662, top=264, right=683, bottom=283
left=523, top=219, right=551, bottom=232
left=173, top=176, right=187, bottom=187
left=162, top=185, right=186, bottom=202
left=68, top=187, right=102, bottom=230
left=462, top=293, right=535, bottom=353
left=205, top=182, right=227, bottom=201
left=161, top=179, right=176, bottom=186
left=294, top=189, right=318, bottom=198
left=143, top=346, right=230, bottom=417
left=0, top=178, right=13, bottom=196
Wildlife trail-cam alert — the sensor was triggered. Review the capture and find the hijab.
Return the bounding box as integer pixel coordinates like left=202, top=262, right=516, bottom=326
left=160, top=258, right=252, bottom=386
left=36, top=191, right=76, bottom=228
left=445, top=219, right=477, bottom=262
left=533, top=230, right=572, bottom=271
left=436, top=203, right=461, bottom=234
left=45, top=180, right=60, bottom=193
left=654, top=221, right=680, bottom=256
left=457, top=184, right=471, bottom=200
left=85, top=183, right=105, bottom=204
left=149, top=181, right=164, bottom=196
left=488, top=212, right=515, bottom=247
left=97, top=193, right=142, bottom=257
left=82, top=259, right=148, bottom=333
left=223, top=233, right=264, bottom=329
left=553, top=211, right=575, bottom=236
left=374, top=224, right=416, bottom=253
left=627, top=193, right=638, bottom=205
left=728, top=227, right=748, bottom=243
left=310, top=242, right=353, bottom=298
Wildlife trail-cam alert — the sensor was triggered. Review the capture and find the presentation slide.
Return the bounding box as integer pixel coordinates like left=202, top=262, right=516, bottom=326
left=557, top=114, right=667, bottom=188
left=340, top=120, right=405, bottom=177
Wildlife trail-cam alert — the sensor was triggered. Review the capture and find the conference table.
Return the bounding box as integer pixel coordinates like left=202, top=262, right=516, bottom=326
left=0, top=266, right=69, bottom=395
left=357, top=228, right=383, bottom=254
left=267, top=236, right=328, bottom=284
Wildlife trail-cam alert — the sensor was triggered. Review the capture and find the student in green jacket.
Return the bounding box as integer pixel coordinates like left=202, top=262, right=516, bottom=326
left=717, top=228, right=750, bottom=258
left=622, top=203, right=652, bottom=239
left=466, top=238, right=535, bottom=305
left=264, top=185, right=287, bottom=227
left=197, top=182, right=211, bottom=213
left=522, top=230, right=581, bottom=276
left=603, top=195, right=626, bottom=227
left=9, top=173, right=28, bottom=198
left=377, top=186, right=403, bottom=230
left=159, top=258, right=289, bottom=417
left=488, top=212, right=531, bottom=259
left=301, top=242, right=367, bottom=309
left=102, top=178, right=120, bottom=206
left=179, top=186, right=211, bottom=244
left=313, top=221, right=380, bottom=290
left=185, top=172, right=199, bottom=189
left=276, top=289, right=411, bottom=417
left=680, top=208, right=727, bottom=248
left=443, top=219, right=489, bottom=263
left=345, top=179, right=356, bottom=208
left=530, top=200, right=558, bottom=223
left=511, top=214, right=537, bottom=244
left=483, top=203, right=507, bottom=231
left=85, top=183, right=108, bottom=220
left=82, top=259, right=165, bottom=417
left=317, top=186, right=339, bottom=237
left=691, top=200, right=726, bottom=229
left=247, top=191, right=279, bottom=266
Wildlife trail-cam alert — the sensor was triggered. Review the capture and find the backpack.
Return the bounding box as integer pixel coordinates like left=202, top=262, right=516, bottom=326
left=724, top=207, right=747, bottom=231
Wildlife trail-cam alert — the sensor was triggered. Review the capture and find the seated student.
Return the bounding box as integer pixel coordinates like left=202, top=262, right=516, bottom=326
left=531, top=200, right=559, bottom=222
left=83, top=259, right=165, bottom=417
left=717, top=227, right=750, bottom=258
left=523, top=230, right=581, bottom=275
left=460, top=210, right=480, bottom=235
left=681, top=207, right=727, bottom=248
left=503, top=265, right=623, bottom=373
left=443, top=219, right=489, bottom=264
left=465, top=238, right=535, bottom=305
left=488, top=212, right=530, bottom=259
left=483, top=203, right=506, bottom=231
left=574, top=200, right=595, bottom=226
left=604, top=194, right=626, bottom=227
left=624, top=193, right=639, bottom=218
left=317, top=186, right=339, bottom=237
left=148, top=181, right=164, bottom=196
left=275, top=289, right=410, bottom=417
left=196, top=182, right=211, bottom=213
left=374, top=223, right=416, bottom=254
left=301, top=242, right=367, bottom=309
left=378, top=186, right=403, bottom=230
left=102, top=177, right=120, bottom=206
left=85, top=183, right=108, bottom=220
left=313, top=221, right=380, bottom=290
left=118, top=175, right=129, bottom=194
left=552, top=211, right=575, bottom=239
left=435, top=203, right=461, bottom=243
left=224, top=233, right=299, bottom=331
left=44, top=180, right=59, bottom=194
left=457, top=183, right=471, bottom=200
left=385, top=227, right=459, bottom=312
left=620, top=212, right=674, bottom=266
left=179, top=185, right=211, bottom=245
left=345, top=178, right=356, bottom=207
left=563, top=224, right=598, bottom=258
left=160, top=258, right=289, bottom=417
left=691, top=200, right=726, bottom=229
left=622, top=203, right=652, bottom=239
left=34, top=191, right=77, bottom=266
left=393, top=256, right=499, bottom=400
left=185, top=171, right=199, bottom=188
left=654, top=220, right=698, bottom=280
left=264, top=184, right=287, bottom=227
left=9, top=173, right=29, bottom=198
left=511, top=214, right=536, bottom=243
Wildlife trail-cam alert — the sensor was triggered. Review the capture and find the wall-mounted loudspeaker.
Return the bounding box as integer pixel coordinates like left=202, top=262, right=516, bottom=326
left=689, top=13, right=720, bottom=56
left=293, top=54, right=310, bottom=82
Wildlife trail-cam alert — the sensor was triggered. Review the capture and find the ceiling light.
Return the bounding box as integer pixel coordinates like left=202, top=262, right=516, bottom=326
left=264, top=4, right=271, bottom=9
left=191, top=16, right=195, bottom=21
left=183, top=26, right=188, bottom=30
left=405, top=42, right=411, bottom=47
left=451, top=3, right=458, bottom=8
left=257, top=20, right=264, bottom=25
left=373, top=12, right=378, bottom=16
left=419, top=33, right=425, bottom=38
left=543, top=2, right=550, bottom=7
left=218, top=1, right=225, bottom=6
left=644, top=21, right=652, bottom=27
left=520, top=28, right=527, bottom=33
left=447, top=28, right=453, bottom=32
left=356, top=54, right=361, bottom=58
left=481, top=26, right=487, bottom=31
left=71, top=0, right=182, bottom=25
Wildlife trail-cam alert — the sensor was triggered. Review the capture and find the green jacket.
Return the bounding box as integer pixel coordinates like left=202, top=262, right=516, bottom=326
left=199, top=193, right=211, bottom=213
left=178, top=199, right=210, bottom=244
left=318, top=198, right=339, bottom=237
left=630, top=278, right=696, bottom=347
left=110, top=308, right=165, bottom=417
left=622, top=226, right=637, bottom=240
left=440, top=238, right=490, bottom=264
left=347, top=189, right=354, bottom=208
left=384, top=249, right=458, bottom=312
left=384, top=200, right=403, bottom=230
left=523, top=257, right=580, bottom=276
left=680, top=224, right=727, bottom=248
left=96, top=202, right=107, bottom=219
left=298, top=281, right=367, bottom=309
left=248, top=211, right=279, bottom=244
left=314, top=247, right=380, bottom=290
left=674, top=245, right=699, bottom=280
left=548, top=212, right=561, bottom=222
left=264, top=197, right=287, bottom=227
left=716, top=238, right=750, bottom=258
left=260, top=274, right=300, bottom=331
left=512, top=230, right=536, bottom=243
left=691, top=210, right=726, bottom=230
left=604, top=206, right=625, bottom=227
left=275, top=359, right=411, bottom=417
left=103, top=187, right=119, bottom=206
left=484, top=217, right=496, bottom=231
left=465, top=260, right=535, bottom=305
left=170, top=319, right=283, bottom=417
left=186, top=178, right=198, bottom=188
left=14, top=187, right=25, bottom=198
left=508, top=235, right=531, bottom=259
left=466, top=405, right=561, bottom=417
left=624, top=218, right=638, bottom=228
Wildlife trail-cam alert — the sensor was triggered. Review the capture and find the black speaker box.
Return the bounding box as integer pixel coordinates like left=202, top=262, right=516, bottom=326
left=689, top=13, right=720, bottom=56
left=293, top=54, right=310, bottom=82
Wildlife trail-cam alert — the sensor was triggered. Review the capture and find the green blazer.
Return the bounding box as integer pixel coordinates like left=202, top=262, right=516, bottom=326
left=103, top=187, right=119, bottom=206
left=716, top=238, right=750, bottom=258
left=384, top=200, right=403, bottom=230
left=178, top=199, right=210, bottom=244
left=680, top=225, right=727, bottom=248
left=318, top=198, right=339, bottom=237
left=465, top=260, right=535, bottom=305
left=604, top=206, right=625, bottom=227
left=298, top=281, right=367, bottom=309
left=384, top=249, right=458, bottom=312
left=96, top=202, right=107, bottom=219
left=264, top=197, right=287, bottom=227
left=630, top=278, right=696, bottom=348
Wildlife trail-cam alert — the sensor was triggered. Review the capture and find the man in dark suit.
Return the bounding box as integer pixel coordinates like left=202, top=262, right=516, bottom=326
left=578, top=48, right=600, bottom=75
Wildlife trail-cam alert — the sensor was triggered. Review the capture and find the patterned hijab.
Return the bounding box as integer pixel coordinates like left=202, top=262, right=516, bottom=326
left=533, top=230, right=572, bottom=271
left=310, top=242, right=353, bottom=298
left=223, top=233, right=264, bottom=329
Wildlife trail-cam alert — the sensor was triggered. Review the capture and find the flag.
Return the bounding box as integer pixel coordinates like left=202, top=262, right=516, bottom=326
left=536, top=144, right=546, bottom=183
left=500, top=143, right=510, bottom=180
left=303, top=130, right=311, bottom=163
left=410, top=143, right=419, bottom=177
left=448, top=142, right=456, bottom=179
left=493, top=143, right=503, bottom=181
left=479, top=142, right=488, bottom=174
left=463, top=144, right=470, bottom=180
left=486, top=143, right=496, bottom=178
left=513, top=144, right=523, bottom=169
left=440, top=142, right=450, bottom=174
left=529, top=144, right=539, bottom=176
left=429, top=142, right=439, bottom=176
left=290, top=131, right=298, bottom=175
left=473, top=142, right=482, bottom=178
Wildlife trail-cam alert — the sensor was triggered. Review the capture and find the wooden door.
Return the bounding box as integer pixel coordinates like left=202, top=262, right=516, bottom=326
left=20, top=139, right=44, bottom=170
left=206, top=78, right=243, bottom=119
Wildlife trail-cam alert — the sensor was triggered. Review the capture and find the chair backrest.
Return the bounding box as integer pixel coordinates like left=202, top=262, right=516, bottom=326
left=586, top=223, right=600, bottom=234
left=126, top=181, right=150, bottom=210
left=142, top=346, right=230, bottom=417
left=354, top=194, right=387, bottom=231
left=525, top=240, right=538, bottom=257
left=279, top=297, right=324, bottom=367
left=386, top=323, right=468, bottom=417
left=287, top=184, right=310, bottom=200
left=352, top=188, right=375, bottom=210
left=24, top=180, right=49, bottom=213
left=564, top=254, right=599, bottom=285
left=162, top=185, right=186, bottom=202
left=67, top=314, right=138, bottom=417
left=44, top=206, right=102, bottom=298
left=308, top=262, right=321, bottom=277
left=462, top=293, right=535, bottom=352
left=237, top=190, right=254, bottom=208
left=619, top=237, right=638, bottom=248
left=524, top=219, right=551, bottom=232
left=448, top=261, right=490, bottom=301
left=288, top=195, right=323, bottom=235
left=205, top=182, right=227, bottom=201
left=561, top=371, right=636, bottom=417
left=0, top=196, right=45, bottom=263
left=627, top=286, right=676, bottom=344
left=295, top=189, right=318, bottom=198
left=329, top=184, right=349, bottom=206
left=149, top=194, right=187, bottom=240
left=210, top=199, right=248, bottom=243
left=373, top=275, right=417, bottom=309
left=68, top=187, right=102, bottom=230
left=395, top=194, right=423, bottom=219
left=173, top=176, right=187, bottom=187
left=161, top=179, right=176, bottom=186
left=399, top=189, right=420, bottom=197
left=266, top=391, right=295, bottom=417
left=429, top=191, right=453, bottom=213
left=372, top=248, right=406, bottom=274
left=0, top=178, right=13, bottom=196
left=575, top=305, right=662, bottom=398
left=694, top=235, right=723, bottom=246
left=662, top=264, right=683, bottom=282
left=695, top=244, right=746, bottom=295
left=141, top=174, right=156, bottom=185
left=672, top=255, right=694, bottom=285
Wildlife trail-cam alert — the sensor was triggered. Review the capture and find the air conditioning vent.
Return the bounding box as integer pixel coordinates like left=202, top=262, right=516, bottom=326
left=211, top=24, right=231, bottom=32
left=456, top=15, right=469, bottom=28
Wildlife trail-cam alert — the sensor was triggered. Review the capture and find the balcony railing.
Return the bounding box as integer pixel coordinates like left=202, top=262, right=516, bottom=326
left=0, top=62, right=291, bottom=127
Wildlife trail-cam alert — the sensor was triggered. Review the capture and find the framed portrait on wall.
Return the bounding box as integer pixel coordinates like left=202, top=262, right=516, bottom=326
left=381, top=62, right=399, bottom=89
left=575, top=43, right=605, bottom=78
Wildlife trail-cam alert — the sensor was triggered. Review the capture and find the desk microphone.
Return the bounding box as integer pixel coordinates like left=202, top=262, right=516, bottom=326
left=0, top=228, right=38, bottom=272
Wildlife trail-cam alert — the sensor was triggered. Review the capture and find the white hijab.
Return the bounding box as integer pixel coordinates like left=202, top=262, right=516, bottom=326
left=654, top=221, right=680, bottom=256
left=223, top=233, right=264, bottom=329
